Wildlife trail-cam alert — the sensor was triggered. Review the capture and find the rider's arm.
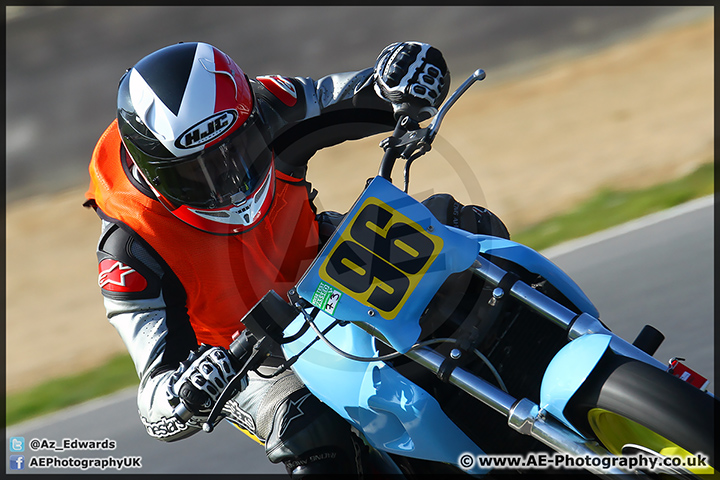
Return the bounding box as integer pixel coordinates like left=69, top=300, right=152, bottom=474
left=253, top=42, right=450, bottom=178
left=252, top=68, right=395, bottom=178
left=95, top=218, right=203, bottom=441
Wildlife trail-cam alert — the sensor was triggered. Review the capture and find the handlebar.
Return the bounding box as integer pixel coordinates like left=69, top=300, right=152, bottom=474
left=377, top=69, right=486, bottom=186
left=173, top=402, right=194, bottom=423
left=171, top=290, right=300, bottom=430
left=171, top=329, right=260, bottom=425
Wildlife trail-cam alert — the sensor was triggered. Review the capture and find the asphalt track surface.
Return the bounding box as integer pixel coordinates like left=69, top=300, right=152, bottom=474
left=5, top=199, right=714, bottom=475
left=5, top=5, right=708, bottom=203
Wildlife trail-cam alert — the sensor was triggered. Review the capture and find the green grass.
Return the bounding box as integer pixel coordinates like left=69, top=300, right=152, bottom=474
left=513, top=162, right=714, bottom=251
left=5, top=162, right=713, bottom=427
left=6, top=354, right=138, bottom=426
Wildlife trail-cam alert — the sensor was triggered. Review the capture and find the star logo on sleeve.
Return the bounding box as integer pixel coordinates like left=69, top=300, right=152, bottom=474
left=98, top=259, right=148, bottom=293
left=278, top=392, right=312, bottom=437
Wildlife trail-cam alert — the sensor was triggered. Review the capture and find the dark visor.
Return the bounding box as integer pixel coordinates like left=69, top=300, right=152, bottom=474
left=137, top=115, right=273, bottom=209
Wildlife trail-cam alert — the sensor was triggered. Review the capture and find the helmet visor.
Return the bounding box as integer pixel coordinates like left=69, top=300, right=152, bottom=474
left=140, top=115, right=273, bottom=209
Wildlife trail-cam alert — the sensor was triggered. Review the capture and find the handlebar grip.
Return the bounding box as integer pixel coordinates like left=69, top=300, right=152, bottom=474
left=172, top=402, right=194, bottom=423
left=228, top=329, right=256, bottom=365
left=393, top=102, right=431, bottom=123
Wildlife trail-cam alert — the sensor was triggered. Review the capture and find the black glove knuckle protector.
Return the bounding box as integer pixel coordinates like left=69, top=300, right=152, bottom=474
left=169, top=344, right=244, bottom=417
left=373, top=41, right=450, bottom=115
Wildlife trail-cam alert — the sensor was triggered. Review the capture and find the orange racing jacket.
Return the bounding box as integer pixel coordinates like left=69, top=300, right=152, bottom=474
left=86, top=120, right=320, bottom=348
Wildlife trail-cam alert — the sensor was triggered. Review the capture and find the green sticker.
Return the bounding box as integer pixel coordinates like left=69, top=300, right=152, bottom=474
left=311, top=281, right=343, bottom=315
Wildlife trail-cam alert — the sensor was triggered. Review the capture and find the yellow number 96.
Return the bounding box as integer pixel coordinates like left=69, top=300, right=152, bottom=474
left=320, top=198, right=443, bottom=318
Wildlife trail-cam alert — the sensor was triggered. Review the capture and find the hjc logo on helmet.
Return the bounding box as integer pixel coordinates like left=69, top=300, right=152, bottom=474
left=175, top=109, right=239, bottom=150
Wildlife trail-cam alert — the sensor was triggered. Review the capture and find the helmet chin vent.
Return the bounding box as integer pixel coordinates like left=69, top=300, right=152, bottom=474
left=197, top=210, right=231, bottom=218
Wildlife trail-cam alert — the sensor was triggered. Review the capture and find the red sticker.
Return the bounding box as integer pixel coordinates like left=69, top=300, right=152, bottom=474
left=257, top=75, right=297, bottom=107
left=98, top=259, right=148, bottom=293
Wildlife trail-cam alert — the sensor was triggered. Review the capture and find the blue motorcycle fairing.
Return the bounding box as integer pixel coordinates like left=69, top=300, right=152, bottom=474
left=296, top=176, right=599, bottom=355
left=449, top=228, right=600, bottom=318
left=540, top=333, right=612, bottom=436
left=282, top=310, right=490, bottom=475
left=296, top=176, right=479, bottom=353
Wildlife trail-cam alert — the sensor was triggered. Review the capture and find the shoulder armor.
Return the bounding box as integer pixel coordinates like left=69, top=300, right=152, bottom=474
left=257, top=75, right=299, bottom=107
left=97, top=221, right=163, bottom=301
left=253, top=76, right=310, bottom=125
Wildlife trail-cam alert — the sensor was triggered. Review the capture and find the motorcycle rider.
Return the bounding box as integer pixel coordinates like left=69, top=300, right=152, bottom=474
left=85, top=40, right=509, bottom=477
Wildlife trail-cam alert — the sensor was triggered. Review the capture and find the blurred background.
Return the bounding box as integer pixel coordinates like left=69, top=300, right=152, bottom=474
left=5, top=5, right=710, bottom=202
left=5, top=6, right=713, bottom=394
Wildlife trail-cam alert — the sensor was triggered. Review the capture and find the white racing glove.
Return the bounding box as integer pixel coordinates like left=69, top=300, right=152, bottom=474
left=167, top=344, right=245, bottom=418
left=373, top=41, right=450, bottom=120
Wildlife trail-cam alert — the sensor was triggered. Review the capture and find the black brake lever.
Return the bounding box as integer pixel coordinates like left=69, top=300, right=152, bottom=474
left=378, top=116, right=431, bottom=182
left=378, top=69, right=486, bottom=186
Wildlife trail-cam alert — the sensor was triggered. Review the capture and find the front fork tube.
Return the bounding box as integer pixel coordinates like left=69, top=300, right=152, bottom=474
left=468, top=257, right=667, bottom=370
left=405, top=347, right=635, bottom=477
left=404, top=254, right=670, bottom=477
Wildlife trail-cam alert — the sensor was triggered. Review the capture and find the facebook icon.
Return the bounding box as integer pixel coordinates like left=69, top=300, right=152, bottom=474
left=9, top=455, right=25, bottom=470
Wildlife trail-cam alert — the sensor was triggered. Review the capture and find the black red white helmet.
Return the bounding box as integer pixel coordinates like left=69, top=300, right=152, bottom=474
left=117, top=42, right=274, bottom=234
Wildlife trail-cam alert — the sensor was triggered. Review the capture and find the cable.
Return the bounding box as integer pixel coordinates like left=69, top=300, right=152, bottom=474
left=295, top=305, right=509, bottom=393
left=473, top=348, right=508, bottom=393
left=297, top=304, right=460, bottom=361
